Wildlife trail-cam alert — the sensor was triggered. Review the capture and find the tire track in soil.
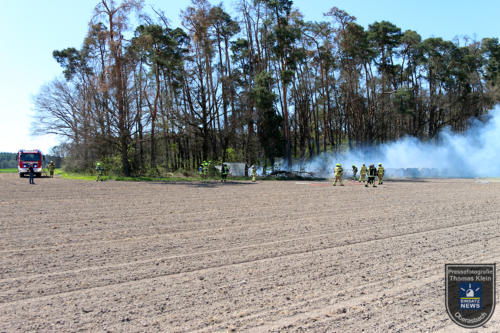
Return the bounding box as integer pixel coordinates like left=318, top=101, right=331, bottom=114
left=1, top=223, right=498, bottom=332
left=0, top=191, right=468, bottom=250
left=1, top=218, right=496, bottom=305
left=0, top=214, right=496, bottom=295
left=0, top=196, right=492, bottom=252
left=12, top=242, right=494, bottom=333
left=161, top=244, right=500, bottom=332
left=193, top=249, right=499, bottom=333
left=1, top=207, right=495, bottom=279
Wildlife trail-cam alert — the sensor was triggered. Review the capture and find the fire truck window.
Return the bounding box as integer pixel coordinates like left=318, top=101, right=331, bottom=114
left=21, top=153, right=40, bottom=162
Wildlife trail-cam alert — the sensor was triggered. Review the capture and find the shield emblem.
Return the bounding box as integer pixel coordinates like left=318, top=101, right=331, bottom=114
left=445, top=264, right=496, bottom=328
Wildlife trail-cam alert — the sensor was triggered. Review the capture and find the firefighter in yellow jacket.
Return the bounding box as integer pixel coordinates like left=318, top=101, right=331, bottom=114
left=48, top=161, right=56, bottom=178
left=333, top=163, right=344, bottom=186
left=359, top=163, right=367, bottom=183
left=377, top=163, right=385, bottom=185
left=96, top=162, right=103, bottom=182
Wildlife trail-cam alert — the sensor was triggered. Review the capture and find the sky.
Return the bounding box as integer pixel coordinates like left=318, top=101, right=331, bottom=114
left=0, top=0, right=498, bottom=154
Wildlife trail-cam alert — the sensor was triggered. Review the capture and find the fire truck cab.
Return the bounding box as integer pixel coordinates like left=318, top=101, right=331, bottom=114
left=17, top=149, right=44, bottom=178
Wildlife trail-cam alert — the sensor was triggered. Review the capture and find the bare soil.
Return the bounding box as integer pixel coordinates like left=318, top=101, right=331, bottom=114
left=0, top=174, right=499, bottom=332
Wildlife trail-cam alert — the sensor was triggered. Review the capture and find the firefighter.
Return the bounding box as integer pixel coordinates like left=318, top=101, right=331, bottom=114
left=366, top=164, right=377, bottom=187
left=221, top=163, right=229, bottom=182
left=252, top=165, right=257, bottom=182
left=359, top=164, right=367, bottom=183
left=352, top=164, right=358, bottom=181
left=28, top=163, right=35, bottom=185
left=333, top=163, right=344, bottom=186
left=201, top=161, right=209, bottom=180
left=377, top=163, right=385, bottom=185
left=96, top=162, right=103, bottom=182
left=48, top=160, right=55, bottom=178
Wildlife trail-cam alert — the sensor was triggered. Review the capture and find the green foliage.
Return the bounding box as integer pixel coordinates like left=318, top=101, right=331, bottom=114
left=99, top=155, right=123, bottom=176
left=341, top=22, right=374, bottom=63
left=367, top=21, right=402, bottom=52
left=281, top=69, right=295, bottom=85
left=209, top=5, right=241, bottom=37
left=130, top=24, right=189, bottom=89
left=57, top=170, right=110, bottom=181
left=482, top=38, right=500, bottom=87
left=224, top=148, right=243, bottom=162
left=392, top=87, right=415, bottom=115
left=367, top=21, right=402, bottom=74
left=252, top=71, right=285, bottom=163
left=402, top=30, right=421, bottom=45
left=401, top=30, right=423, bottom=73
left=0, top=153, right=17, bottom=168
left=257, top=0, right=293, bottom=15
left=52, top=48, right=89, bottom=80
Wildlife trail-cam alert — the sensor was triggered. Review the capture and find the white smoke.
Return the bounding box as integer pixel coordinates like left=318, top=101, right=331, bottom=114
left=303, top=105, right=500, bottom=178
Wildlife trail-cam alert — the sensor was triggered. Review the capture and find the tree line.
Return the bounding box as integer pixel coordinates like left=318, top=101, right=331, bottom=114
left=0, top=153, right=18, bottom=169
left=33, top=0, right=500, bottom=176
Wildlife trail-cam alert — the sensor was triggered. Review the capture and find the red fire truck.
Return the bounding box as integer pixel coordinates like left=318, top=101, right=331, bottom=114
left=17, top=149, right=44, bottom=178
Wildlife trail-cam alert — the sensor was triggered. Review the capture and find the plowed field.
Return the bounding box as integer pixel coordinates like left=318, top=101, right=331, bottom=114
left=1, top=174, right=499, bottom=332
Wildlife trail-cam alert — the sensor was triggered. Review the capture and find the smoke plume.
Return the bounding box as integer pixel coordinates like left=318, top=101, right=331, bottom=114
left=304, top=105, right=500, bottom=178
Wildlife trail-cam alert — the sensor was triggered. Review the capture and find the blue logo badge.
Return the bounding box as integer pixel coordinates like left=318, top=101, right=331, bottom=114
left=459, top=282, right=482, bottom=310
